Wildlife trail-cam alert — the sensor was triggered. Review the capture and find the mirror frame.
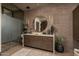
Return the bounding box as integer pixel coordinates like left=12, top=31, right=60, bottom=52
left=33, top=16, right=47, bottom=32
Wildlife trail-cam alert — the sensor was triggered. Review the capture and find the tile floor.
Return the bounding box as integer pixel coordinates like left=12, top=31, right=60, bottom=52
left=11, top=47, right=54, bottom=56
left=1, top=45, right=22, bottom=56
left=1, top=45, right=73, bottom=56
left=1, top=41, right=20, bottom=52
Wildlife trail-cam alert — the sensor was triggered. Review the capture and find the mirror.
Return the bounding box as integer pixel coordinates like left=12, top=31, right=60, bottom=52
left=33, top=16, right=47, bottom=32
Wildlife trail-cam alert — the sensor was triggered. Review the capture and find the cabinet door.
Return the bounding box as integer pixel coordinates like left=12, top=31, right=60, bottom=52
left=24, top=35, right=42, bottom=48
left=41, top=36, right=53, bottom=51
left=24, top=35, right=32, bottom=46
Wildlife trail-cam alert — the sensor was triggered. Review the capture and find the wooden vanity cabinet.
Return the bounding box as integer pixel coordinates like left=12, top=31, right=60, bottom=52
left=41, top=36, right=53, bottom=51
left=24, top=35, right=53, bottom=51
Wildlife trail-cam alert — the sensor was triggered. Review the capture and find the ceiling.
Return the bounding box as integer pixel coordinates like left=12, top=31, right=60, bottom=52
left=14, top=3, right=78, bottom=12
left=14, top=3, right=51, bottom=11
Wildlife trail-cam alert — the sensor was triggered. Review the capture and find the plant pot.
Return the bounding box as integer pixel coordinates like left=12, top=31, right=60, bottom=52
left=55, top=44, right=64, bottom=53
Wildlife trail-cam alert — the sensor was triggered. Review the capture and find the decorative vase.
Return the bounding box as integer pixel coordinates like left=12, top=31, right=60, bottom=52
left=55, top=44, right=64, bottom=53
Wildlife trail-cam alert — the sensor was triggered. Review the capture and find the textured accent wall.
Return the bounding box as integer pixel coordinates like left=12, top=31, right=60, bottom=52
left=24, top=4, right=77, bottom=52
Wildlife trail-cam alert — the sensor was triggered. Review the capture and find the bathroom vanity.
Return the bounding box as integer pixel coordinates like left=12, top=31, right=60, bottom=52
left=21, top=16, right=55, bottom=52
left=21, top=34, right=55, bottom=52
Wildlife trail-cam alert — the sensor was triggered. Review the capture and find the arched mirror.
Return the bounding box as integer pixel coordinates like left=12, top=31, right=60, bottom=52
left=33, top=16, right=47, bottom=32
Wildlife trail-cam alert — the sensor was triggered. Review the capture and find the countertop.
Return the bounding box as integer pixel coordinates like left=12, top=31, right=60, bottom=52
left=21, top=33, right=54, bottom=37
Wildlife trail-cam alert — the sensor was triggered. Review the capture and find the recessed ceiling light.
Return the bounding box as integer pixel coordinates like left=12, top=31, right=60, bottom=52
left=26, top=6, right=30, bottom=9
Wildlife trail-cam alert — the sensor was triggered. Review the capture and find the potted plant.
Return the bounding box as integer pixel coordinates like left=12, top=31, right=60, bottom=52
left=55, top=35, right=64, bottom=53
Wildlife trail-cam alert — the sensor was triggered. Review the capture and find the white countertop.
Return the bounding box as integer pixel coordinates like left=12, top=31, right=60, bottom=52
left=21, top=33, right=54, bottom=37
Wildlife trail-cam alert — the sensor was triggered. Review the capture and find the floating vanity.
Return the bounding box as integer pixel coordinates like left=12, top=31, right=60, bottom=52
left=21, top=33, right=55, bottom=52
